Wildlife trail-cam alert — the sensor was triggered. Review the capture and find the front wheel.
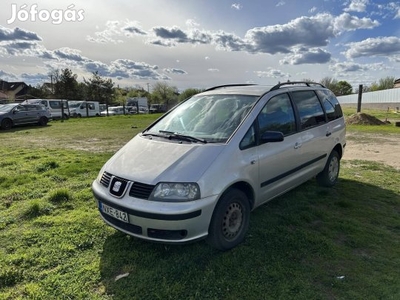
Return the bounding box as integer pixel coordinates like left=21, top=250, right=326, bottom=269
left=317, top=150, right=340, bottom=187
left=38, top=117, right=48, bottom=126
left=207, top=188, right=250, bottom=251
left=1, top=118, right=13, bottom=130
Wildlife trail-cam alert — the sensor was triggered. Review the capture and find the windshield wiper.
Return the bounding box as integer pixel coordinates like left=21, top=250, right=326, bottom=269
left=158, top=130, right=207, bottom=143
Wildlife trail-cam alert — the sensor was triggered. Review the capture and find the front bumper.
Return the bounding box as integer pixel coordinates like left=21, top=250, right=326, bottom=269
left=92, top=180, right=218, bottom=243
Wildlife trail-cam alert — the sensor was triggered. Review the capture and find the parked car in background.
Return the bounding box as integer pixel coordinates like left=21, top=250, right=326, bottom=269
left=69, top=101, right=101, bottom=117
left=22, top=99, right=69, bottom=119
left=0, top=103, right=52, bottom=130
left=139, top=106, right=149, bottom=114
left=92, top=82, right=346, bottom=250
left=99, top=104, right=107, bottom=112
left=101, top=106, right=125, bottom=116
left=149, top=103, right=167, bottom=113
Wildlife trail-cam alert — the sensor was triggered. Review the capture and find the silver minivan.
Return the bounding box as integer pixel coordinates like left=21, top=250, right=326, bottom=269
left=92, top=82, right=346, bottom=250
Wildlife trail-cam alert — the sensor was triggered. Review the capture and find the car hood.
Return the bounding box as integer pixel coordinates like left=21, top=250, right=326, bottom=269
left=104, top=134, right=225, bottom=184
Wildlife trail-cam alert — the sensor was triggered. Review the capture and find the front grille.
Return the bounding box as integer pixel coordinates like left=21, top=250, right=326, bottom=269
left=129, top=182, right=155, bottom=199
left=100, top=172, right=112, bottom=187
left=101, top=172, right=154, bottom=199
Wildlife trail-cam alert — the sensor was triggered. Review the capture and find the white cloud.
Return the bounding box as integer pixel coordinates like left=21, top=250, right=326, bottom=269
left=343, top=36, right=400, bottom=59
left=255, top=68, right=291, bottom=78
left=334, top=13, right=380, bottom=32
left=276, top=1, right=285, bottom=7
left=344, top=0, right=369, bottom=13
left=186, top=19, right=200, bottom=27
left=231, top=3, right=243, bottom=10
left=86, top=20, right=146, bottom=44
left=163, top=68, right=188, bottom=75
left=280, top=48, right=331, bottom=65
left=244, top=14, right=336, bottom=54
left=309, top=7, right=317, bottom=13
left=395, top=7, right=400, bottom=19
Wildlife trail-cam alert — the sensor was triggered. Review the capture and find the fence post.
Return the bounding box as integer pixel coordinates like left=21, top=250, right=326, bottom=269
left=357, top=85, right=363, bottom=113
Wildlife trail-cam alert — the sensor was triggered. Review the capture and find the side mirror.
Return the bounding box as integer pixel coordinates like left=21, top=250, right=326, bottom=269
left=261, top=131, right=284, bottom=143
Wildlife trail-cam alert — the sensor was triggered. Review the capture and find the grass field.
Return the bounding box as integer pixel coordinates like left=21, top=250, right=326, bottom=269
left=1, top=112, right=399, bottom=299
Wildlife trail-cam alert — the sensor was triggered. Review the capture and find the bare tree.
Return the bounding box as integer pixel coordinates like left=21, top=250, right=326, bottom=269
left=151, top=82, right=178, bottom=108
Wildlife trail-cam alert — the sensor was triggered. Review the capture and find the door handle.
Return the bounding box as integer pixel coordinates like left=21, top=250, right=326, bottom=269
left=294, top=142, right=302, bottom=149
left=326, top=132, right=332, bottom=137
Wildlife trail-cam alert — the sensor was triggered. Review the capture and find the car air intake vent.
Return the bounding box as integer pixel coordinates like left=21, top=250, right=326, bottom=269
left=129, top=182, right=155, bottom=199
left=100, top=172, right=112, bottom=187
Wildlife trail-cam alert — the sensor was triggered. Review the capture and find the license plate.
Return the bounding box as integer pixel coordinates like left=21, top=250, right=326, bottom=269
left=101, top=202, right=129, bottom=223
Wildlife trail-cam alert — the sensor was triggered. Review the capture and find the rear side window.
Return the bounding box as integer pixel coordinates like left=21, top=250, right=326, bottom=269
left=49, top=101, right=61, bottom=109
left=316, top=90, right=343, bottom=121
left=291, top=91, right=325, bottom=130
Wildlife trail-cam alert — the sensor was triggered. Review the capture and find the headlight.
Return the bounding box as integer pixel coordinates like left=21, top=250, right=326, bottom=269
left=149, top=182, right=200, bottom=202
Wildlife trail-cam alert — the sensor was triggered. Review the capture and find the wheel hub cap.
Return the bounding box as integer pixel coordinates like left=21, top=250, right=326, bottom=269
left=222, top=202, right=243, bottom=239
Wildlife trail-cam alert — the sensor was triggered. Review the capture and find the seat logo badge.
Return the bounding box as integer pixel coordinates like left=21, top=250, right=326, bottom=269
left=112, top=181, right=122, bottom=193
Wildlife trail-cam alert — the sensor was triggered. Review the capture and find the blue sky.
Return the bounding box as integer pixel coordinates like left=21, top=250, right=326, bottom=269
left=0, top=0, right=399, bottom=91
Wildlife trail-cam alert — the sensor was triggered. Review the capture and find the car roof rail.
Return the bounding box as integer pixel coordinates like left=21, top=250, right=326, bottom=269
left=269, top=81, right=326, bottom=91
left=204, top=83, right=257, bottom=92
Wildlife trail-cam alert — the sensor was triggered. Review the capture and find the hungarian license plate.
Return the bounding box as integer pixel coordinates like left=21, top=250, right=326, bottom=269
left=101, top=202, right=129, bottom=223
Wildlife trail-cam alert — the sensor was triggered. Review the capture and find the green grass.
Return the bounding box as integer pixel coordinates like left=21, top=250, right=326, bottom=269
left=1, top=113, right=399, bottom=299
left=342, top=106, right=400, bottom=121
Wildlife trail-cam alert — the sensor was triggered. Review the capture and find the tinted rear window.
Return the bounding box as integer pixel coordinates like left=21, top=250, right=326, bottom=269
left=291, top=90, right=326, bottom=130
left=316, top=90, right=343, bottom=121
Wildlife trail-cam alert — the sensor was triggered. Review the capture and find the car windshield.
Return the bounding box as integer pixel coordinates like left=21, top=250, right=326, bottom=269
left=145, top=94, right=258, bottom=143
left=0, top=104, right=18, bottom=112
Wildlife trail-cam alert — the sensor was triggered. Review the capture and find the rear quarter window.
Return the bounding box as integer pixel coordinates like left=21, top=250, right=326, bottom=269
left=316, top=90, right=343, bottom=121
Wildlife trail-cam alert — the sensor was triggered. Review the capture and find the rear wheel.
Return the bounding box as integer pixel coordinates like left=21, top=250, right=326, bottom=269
left=207, top=188, right=250, bottom=251
left=1, top=118, right=13, bottom=130
left=317, top=150, right=340, bottom=187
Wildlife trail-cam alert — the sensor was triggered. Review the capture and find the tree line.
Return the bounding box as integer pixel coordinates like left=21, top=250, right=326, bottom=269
left=27, top=68, right=398, bottom=106
left=27, top=68, right=202, bottom=107
left=318, top=76, right=397, bottom=96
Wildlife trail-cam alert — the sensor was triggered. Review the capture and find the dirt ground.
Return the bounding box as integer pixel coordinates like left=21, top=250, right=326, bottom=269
left=343, top=132, right=400, bottom=170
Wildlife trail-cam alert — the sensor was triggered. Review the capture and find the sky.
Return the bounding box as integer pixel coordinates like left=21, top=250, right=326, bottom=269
left=0, top=0, right=400, bottom=92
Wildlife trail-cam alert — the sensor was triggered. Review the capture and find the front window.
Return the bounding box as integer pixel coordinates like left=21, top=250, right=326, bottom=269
left=258, top=93, right=296, bottom=136
left=145, top=94, right=258, bottom=143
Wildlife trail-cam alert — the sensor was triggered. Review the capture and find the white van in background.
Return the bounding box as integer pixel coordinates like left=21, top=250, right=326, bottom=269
left=69, top=101, right=101, bottom=117
left=22, top=99, right=69, bottom=119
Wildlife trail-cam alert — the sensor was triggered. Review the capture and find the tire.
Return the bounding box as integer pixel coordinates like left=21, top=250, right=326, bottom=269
left=1, top=118, right=13, bottom=130
left=317, top=150, right=340, bottom=187
left=38, top=117, right=48, bottom=126
left=207, top=188, right=250, bottom=251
